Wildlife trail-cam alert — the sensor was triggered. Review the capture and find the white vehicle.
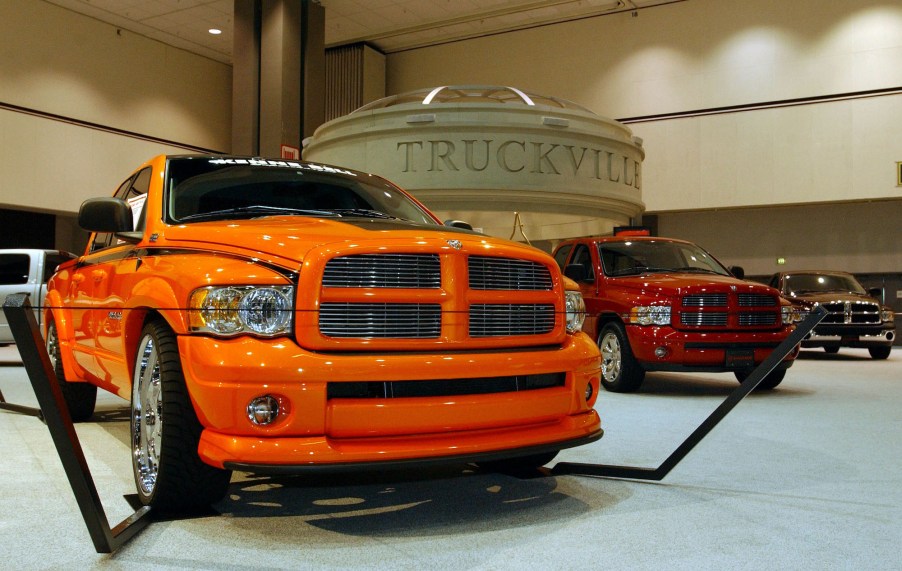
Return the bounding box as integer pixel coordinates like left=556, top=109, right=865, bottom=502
left=0, top=249, right=76, bottom=344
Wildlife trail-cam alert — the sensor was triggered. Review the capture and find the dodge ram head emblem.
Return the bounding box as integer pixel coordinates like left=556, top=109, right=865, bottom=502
left=446, top=239, right=462, bottom=250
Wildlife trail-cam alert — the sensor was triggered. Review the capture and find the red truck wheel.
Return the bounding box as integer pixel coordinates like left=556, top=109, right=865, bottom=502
left=598, top=323, right=645, bottom=393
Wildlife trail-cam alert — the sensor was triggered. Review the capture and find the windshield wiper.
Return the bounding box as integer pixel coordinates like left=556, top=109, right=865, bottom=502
left=331, top=208, right=401, bottom=220
left=608, top=266, right=672, bottom=276
left=674, top=266, right=722, bottom=274
left=178, top=205, right=336, bottom=222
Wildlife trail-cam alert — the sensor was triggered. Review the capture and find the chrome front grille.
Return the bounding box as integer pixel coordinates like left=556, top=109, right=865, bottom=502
left=316, top=251, right=561, bottom=343
left=323, top=254, right=441, bottom=288
left=319, top=303, right=441, bottom=338
left=683, top=294, right=727, bottom=307
left=739, top=313, right=777, bottom=326
left=681, top=312, right=728, bottom=326
left=679, top=290, right=781, bottom=330
left=738, top=293, right=777, bottom=306
left=820, top=301, right=881, bottom=325
left=469, top=304, right=555, bottom=337
left=469, top=256, right=552, bottom=290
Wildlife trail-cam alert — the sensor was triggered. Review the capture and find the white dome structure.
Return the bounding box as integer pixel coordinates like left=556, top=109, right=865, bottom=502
left=303, top=85, right=645, bottom=242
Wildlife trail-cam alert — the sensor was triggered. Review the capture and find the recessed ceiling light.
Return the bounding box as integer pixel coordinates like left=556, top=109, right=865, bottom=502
left=208, top=28, right=222, bottom=35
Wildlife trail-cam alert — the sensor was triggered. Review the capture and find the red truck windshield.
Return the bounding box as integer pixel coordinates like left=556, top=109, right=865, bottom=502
left=598, top=240, right=731, bottom=277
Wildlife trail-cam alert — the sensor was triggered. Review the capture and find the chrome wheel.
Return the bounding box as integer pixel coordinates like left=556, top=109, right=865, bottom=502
left=600, top=331, right=622, bottom=383
left=46, top=322, right=59, bottom=369
left=132, top=333, right=162, bottom=497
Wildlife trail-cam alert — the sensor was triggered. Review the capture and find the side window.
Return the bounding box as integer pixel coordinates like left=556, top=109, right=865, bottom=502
left=90, top=176, right=134, bottom=252
left=125, top=167, right=151, bottom=233
left=570, top=244, right=595, bottom=281
left=553, top=244, right=573, bottom=270
left=0, top=254, right=30, bottom=285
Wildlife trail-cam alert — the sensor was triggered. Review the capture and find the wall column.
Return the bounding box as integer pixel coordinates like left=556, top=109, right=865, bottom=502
left=232, top=0, right=324, bottom=157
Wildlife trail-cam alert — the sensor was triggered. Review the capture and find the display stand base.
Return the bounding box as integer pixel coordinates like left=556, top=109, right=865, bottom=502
left=2, top=293, right=152, bottom=554
left=0, top=387, right=43, bottom=419
left=553, top=306, right=826, bottom=480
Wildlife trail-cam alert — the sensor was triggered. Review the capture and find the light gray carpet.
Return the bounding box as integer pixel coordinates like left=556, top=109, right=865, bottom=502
left=1, top=344, right=899, bottom=569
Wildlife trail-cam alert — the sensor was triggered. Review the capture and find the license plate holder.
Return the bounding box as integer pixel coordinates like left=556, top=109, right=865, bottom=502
left=725, top=348, right=755, bottom=368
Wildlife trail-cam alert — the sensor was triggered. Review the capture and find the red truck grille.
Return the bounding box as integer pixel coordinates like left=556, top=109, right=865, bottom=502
left=678, top=292, right=780, bottom=330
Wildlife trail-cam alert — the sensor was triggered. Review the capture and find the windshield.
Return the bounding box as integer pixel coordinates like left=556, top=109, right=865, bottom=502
left=782, top=273, right=866, bottom=296
left=165, top=157, right=438, bottom=225
left=597, top=240, right=731, bottom=277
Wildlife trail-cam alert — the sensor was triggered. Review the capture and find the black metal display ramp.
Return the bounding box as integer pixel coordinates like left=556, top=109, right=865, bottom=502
left=553, top=305, right=827, bottom=480
left=2, top=293, right=152, bottom=554
left=2, top=292, right=825, bottom=553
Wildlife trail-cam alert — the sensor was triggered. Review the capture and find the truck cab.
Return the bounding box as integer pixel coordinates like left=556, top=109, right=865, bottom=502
left=0, top=249, right=76, bottom=344
left=554, top=235, right=798, bottom=392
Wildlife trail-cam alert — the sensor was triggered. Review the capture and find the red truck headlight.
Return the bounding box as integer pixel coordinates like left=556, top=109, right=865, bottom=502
left=189, top=285, right=294, bottom=336
left=629, top=305, right=671, bottom=326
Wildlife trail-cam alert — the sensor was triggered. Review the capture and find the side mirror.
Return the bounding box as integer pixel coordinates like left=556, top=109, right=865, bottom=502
left=867, top=287, right=883, bottom=300
left=78, top=198, right=134, bottom=233
left=444, top=219, right=473, bottom=231
left=729, top=266, right=745, bottom=280
left=564, top=264, right=588, bottom=283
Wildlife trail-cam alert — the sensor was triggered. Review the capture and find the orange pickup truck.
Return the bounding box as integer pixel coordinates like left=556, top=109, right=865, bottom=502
left=44, top=155, right=602, bottom=512
left=554, top=235, right=798, bottom=393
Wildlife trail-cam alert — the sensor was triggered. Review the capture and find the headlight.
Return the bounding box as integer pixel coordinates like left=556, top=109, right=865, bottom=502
left=189, top=286, right=294, bottom=336
left=781, top=305, right=797, bottom=325
left=565, top=290, right=586, bottom=334
left=629, top=305, right=671, bottom=326
left=883, top=308, right=895, bottom=323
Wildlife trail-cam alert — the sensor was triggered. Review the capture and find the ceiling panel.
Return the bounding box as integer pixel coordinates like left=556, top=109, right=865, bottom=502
left=42, top=0, right=685, bottom=64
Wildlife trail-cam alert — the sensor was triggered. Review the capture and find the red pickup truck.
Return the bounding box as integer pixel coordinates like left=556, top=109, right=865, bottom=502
left=553, top=235, right=798, bottom=392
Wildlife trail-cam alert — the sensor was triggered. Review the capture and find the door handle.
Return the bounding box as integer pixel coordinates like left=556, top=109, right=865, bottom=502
left=91, top=270, right=107, bottom=282
left=71, top=274, right=85, bottom=285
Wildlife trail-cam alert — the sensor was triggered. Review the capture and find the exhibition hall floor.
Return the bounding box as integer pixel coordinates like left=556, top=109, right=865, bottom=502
left=1, top=344, right=899, bottom=570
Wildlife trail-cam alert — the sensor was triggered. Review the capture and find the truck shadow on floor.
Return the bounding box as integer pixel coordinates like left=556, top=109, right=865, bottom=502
left=635, top=372, right=813, bottom=398
left=200, top=463, right=630, bottom=540
left=796, top=350, right=879, bottom=361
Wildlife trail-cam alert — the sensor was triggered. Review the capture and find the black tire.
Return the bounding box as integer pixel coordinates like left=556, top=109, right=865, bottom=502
left=131, top=320, right=231, bottom=512
left=734, top=368, right=786, bottom=390
left=823, top=346, right=839, bottom=354
left=478, top=451, right=558, bottom=473
left=597, top=323, right=645, bottom=392
left=868, top=346, right=891, bottom=360
left=46, top=319, right=96, bottom=422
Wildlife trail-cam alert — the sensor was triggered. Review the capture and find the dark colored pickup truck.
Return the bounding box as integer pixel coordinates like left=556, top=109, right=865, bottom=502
left=768, top=271, right=895, bottom=359
left=554, top=235, right=798, bottom=392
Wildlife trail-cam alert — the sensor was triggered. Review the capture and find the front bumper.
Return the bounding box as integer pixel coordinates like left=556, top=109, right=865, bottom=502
left=803, top=326, right=895, bottom=348
left=625, top=324, right=797, bottom=373
left=178, top=332, right=602, bottom=469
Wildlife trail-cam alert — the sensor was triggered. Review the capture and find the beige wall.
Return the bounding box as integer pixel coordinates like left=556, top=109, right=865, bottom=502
left=657, top=200, right=902, bottom=277
left=387, top=0, right=902, bottom=119
left=385, top=0, right=902, bottom=272
left=0, top=1, right=231, bottom=215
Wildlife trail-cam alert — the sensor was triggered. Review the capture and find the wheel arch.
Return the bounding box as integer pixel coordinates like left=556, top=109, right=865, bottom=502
left=42, top=290, right=85, bottom=383
left=594, top=311, right=625, bottom=342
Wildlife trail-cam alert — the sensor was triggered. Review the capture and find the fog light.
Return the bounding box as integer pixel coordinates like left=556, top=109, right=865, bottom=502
left=247, top=395, right=280, bottom=425
left=654, top=346, right=669, bottom=359
left=585, top=382, right=594, bottom=402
